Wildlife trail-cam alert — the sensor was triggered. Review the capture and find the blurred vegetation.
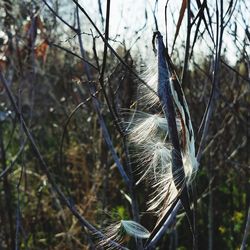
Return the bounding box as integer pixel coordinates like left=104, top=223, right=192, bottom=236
left=0, top=0, right=249, bottom=249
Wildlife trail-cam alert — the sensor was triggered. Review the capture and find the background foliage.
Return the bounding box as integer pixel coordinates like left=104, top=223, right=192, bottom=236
left=0, top=0, right=249, bottom=249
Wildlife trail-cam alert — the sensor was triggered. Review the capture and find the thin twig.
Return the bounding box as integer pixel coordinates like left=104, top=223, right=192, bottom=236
left=70, top=0, right=157, bottom=96
left=197, top=0, right=225, bottom=162
left=75, top=3, right=130, bottom=185
left=49, top=42, right=99, bottom=71
left=241, top=206, right=250, bottom=250
left=98, top=0, right=124, bottom=135
left=0, top=121, right=15, bottom=249
left=98, top=2, right=142, bottom=241
left=181, top=0, right=191, bottom=85
left=42, top=0, right=77, bottom=32
left=42, top=0, right=156, bottom=96
left=0, top=142, right=26, bottom=179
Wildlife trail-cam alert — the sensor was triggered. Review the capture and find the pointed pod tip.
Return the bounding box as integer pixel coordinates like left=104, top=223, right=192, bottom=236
left=121, top=220, right=150, bottom=239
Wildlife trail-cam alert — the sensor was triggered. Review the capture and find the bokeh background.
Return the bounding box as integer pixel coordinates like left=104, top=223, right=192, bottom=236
left=0, top=0, right=249, bottom=249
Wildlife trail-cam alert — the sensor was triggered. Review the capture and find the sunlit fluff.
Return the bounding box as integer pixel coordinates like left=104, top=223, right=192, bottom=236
left=127, top=59, right=197, bottom=216
left=98, top=220, right=150, bottom=249
left=99, top=44, right=197, bottom=248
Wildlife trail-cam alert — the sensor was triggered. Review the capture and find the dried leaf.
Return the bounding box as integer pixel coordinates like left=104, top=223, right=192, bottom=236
left=35, top=40, right=48, bottom=63
left=36, top=15, right=44, bottom=31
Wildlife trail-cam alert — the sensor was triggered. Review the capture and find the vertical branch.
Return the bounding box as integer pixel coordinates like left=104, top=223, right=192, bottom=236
left=97, top=0, right=105, bottom=29
left=181, top=0, right=191, bottom=85
left=75, top=1, right=130, bottom=185
left=15, top=192, right=21, bottom=250
left=100, top=0, right=111, bottom=80
left=0, top=122, right=15, bottom=250
left=152, top=0, right=159, bottom=31
left=102, top=1, right=142, bottom=240
left=191, top=179, right=198, bottom=250
left=197, top=0, right=225, bottom=162
left=164, top=2, right=169, bottom=54
left=208, top=158, right=213, bottom=250
left=98, top=0, right=122, bottom=134
left=75, top=6, right=142, bottom=248
left=241, top=206, right=250, bottom=250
